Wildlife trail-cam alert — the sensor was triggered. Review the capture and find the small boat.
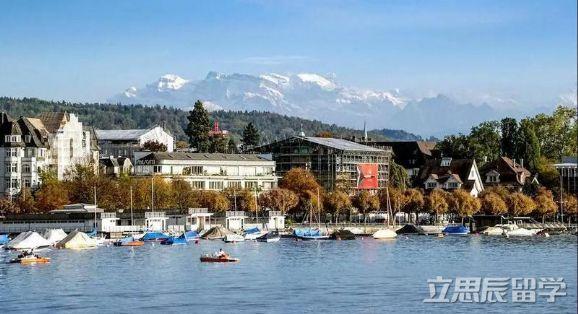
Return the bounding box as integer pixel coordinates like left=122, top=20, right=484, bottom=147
left=243, top=227, right=266, bottom=240
left=293, top=228, right=330, bottom=240
left=184, top=231, right=200, bottom=242
left=200, top=254, right=239, bottom=263
left=142, top=232, right=170, bottom=242
left=161, top=234, right=188, bottom=245
left=0, top=234, right=10, bottom=246
left=256, top=231, right=281, bottom=243
left=331, top=229, right=356, bottom=240
left=372, top=228, right=397, bottom=239
left=442, top=225, right=470, bottom=236
left=113, top=237, right=144, bottom=247
left=224, top=234, right=245, bottom=243
left=10, top=255, right=51, bottom=264
left=504, top=227, right=536, bottom=237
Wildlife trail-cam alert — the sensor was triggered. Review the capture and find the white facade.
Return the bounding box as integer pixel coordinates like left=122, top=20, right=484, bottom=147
left=96, top=126, right=174, bottom=160
left=134, top=152, right=278, bottom=191
left=44, top=114, right=97, bottom=179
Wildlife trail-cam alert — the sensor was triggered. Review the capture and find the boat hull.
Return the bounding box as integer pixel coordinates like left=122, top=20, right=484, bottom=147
left=200, top=257, right=239, bottom=263
left=114, top=241, right=144, bottom=247
left=10, top=257, right=51, bottom=264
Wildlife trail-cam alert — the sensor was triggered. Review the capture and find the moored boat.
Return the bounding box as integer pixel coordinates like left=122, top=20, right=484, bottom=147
left=200, top=253, right=239, bottom=263
left=142, top=232, right=170, bottom=242
left=113, top=237, right=144, bottom=247
left=161, top=234, right=188, bottom=245
left=256, top=231, right=281, bottom=243
left=442, top=225, right=470, bottom=235
left=224, top=233, right=245, bottom=243
left=293, top=228, right=330, bottom=240
left=243, top=227, right=266, bottom=240
left=372, top=228, right=397, bottom=239
left=10, top=255, right=51, bottom=264
left=331, top=229, right=356, bottom=240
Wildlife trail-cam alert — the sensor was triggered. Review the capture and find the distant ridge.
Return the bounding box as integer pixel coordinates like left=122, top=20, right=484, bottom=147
left=0, top=97, right=421, bottom=143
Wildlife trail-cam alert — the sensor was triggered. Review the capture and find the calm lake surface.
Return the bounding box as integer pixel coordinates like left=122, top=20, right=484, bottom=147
left=1, top=235, right=576, bottom=313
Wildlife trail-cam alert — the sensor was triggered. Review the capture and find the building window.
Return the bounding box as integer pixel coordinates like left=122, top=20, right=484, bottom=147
left=23, top=164, right=31, bottom=173
left=5, top=148, right=18, bottom=157
left=228, top=181, right=242, bottom=189
left=208, top=181, right=223, bottom=190
left=24, top=179, right=30, bottom=188
left=183, top=166, right=203, bottom=175
left=25, top=135, right=31, bottom=143
left=11, top=179, right=19, bottom=189
left=440, top=157, right=452, bottom=167
left=447, top=182, right=459, bottom=189
left=245, top=181, right=258, bottom=189
left=486, top=174, right=499, bottom=183
left=426, top=182, right=437, bottom=189
left=190, top=181, right=205, bottom=189
left=153, top=166, right=162, bottom=173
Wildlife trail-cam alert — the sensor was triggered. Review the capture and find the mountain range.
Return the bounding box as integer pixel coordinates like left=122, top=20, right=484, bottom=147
left=109, top=72, right=560, bottom=137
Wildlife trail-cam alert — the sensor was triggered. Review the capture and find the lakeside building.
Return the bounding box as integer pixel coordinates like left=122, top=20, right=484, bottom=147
left=99, top=156, right=133, bottom=177
left=0, top=112, right=98, bottom=197
left=369, top=140, right=438, bottom=180
left=416, top=157, right=484, bottom=197
left=95, top=126, right=174, bottom=161
left=254, top=135, right=391, bottom=192
left=134, top=152, right=277, bottom=191
left=479, top=157, right=537, bottom=191
left=554, top=156, right=577, bottom=194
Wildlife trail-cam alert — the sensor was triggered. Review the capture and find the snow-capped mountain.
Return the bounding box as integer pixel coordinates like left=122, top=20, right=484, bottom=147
left=108, top=72, right=547, bottom=137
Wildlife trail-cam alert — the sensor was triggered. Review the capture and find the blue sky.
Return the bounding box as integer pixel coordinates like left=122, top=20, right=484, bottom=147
left=0, top=0, right=576, bottom=107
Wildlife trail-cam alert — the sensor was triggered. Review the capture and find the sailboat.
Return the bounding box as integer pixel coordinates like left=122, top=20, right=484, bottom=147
left=293, top=188, right=330, bottom=240
left=373, top=186, right=397, bottom=239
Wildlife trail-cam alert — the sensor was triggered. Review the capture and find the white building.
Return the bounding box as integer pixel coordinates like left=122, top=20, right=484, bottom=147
left=0, top=112, right=98, bottom=197
left=37, top=112, right=99, bottom=180
left=134, top=152, right=277, bottom=191
left=95, top=126, right=174, bottom=161
left=418, top=157, right=484, bottom=197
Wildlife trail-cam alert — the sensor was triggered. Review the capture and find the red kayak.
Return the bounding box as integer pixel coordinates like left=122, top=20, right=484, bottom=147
left=200, top=255, right=239, bottom=263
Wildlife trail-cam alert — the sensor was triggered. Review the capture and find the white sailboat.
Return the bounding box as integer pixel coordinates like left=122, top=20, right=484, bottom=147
left=373, top=186, right=397, bottom=239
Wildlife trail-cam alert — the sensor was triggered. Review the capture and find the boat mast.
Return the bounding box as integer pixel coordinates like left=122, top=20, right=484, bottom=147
left=94, top=185, right=97, bottom=231
left=386, top=185, right=392, bottom=227
left=130, top=185, right=134, bottom=227
left=317, top=187, right=321, bottom=229
left=151, top=176, right=154, bottom=211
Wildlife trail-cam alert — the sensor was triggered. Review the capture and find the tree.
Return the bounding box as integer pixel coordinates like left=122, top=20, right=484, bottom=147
left=436, top=134, right=473, bottom=159
left=197, top=191, right=230, bottom=213
left=175, top=140, right=189, bottom=150
left=506, top=192, right=536, bottom=216
left=468, top=121, right=501, bottom=165
left=387, top=186, right=407, bottom=217
left=316, top=131, right=333, bottom=138
left=15, top=188, right=36, bottom=213
left=480, top=192, right=507, bottom=215
left=324, top=190, right=351, bottom=222
left=403, top=188, right=424, bottom=223
left=35, top=179, right=69, bottom=213
left=352, top=191, right=379, bottom=220
left=224, top=188, right=257, bottom=213
left=448, top=189, right=480, bottom=218
left=389, top=160, right=409, bottom=189
left=208, top=136, right=228, bottom=153
left=517, top=118, right=540, bottom=172
left=171, top=179, right=197, bottom=212
left=142, top=140, right=168, bottom=152
left=186, top=100, right=211, bottom=152
left=65, top=163, right=97, bottom=204
left=227, top=138, right=239, bottom=153
left=533, top=188, right=557, bottom=222
left=500, top=117, right=519, bottom=158
left=279, top=168, right=322, bottom=208
left=535, top=156, right=559, bottom=188
left=258, top=189, right=299, bottom=214
left=0, top=197, right=18, bottom=215
left=152, top=176, right=172, bottom=210
left=563, top=195, right=577, bottom=223
left=425, top=189, right=448, bottom=222
left=242, top=122, right=260, bottom=150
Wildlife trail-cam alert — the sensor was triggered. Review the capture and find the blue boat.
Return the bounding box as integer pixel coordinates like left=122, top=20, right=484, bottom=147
left=160, top=234, right=187, bottom=245
left=442, top=225, right=470, bottom=235
left=293, top=228, right=330, bottom=240
left=0, top=234, right=9, bottom=245
left=142, top=232, right=170, bottom=242
left=184, top=231, right=200, bottom=242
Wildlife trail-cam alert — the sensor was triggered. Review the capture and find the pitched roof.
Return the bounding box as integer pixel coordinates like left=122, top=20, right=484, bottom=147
left=501, top=156, right=531, bottom=175
left=140, top=152, right=272, bottom=162
left=95, top=128, right=153, bottom=141
left=37, top=112, right=69, bottom=133
left=417, top=158, right=475, bottom=184
left=302, top=136, right=384, bottom=152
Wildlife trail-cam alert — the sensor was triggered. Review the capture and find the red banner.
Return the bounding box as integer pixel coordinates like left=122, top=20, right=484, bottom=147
left=357, top=163, right=379, bottom=189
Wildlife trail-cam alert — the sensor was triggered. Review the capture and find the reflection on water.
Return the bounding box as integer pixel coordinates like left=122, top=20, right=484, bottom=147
left=0, top=235, right=576, bottom=313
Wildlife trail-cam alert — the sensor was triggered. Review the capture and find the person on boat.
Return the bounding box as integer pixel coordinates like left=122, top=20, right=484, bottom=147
left=216, top=248, right=228, bottom=259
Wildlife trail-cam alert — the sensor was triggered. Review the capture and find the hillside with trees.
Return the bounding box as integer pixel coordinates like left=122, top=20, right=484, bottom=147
left=0, top=97, right=420, bottom=144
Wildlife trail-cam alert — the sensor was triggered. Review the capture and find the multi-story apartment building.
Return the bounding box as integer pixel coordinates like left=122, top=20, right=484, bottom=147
left=134, top=152, right=277, bottom=191
left=95, top=126, right=174, bottom=161
left=0, top=112, right=98, bottom=197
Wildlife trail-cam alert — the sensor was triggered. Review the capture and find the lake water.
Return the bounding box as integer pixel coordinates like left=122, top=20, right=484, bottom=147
left=1, top=235, right=576, bottom=313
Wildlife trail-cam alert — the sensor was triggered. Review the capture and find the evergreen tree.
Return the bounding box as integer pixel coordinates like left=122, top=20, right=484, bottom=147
left=208, top=136, right=228, bottom=153
left=185, top=100, right=211, bottom=152
left=227, top=138, right=239, bottom=153
left=517, top=118, right=540, bottom=172
left=242, top=122, right=260, bottom=150
left=500, top=117, right=518, bottom=158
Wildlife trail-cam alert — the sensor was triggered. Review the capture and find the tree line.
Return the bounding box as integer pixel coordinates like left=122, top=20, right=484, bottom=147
left=437, top=106, right=576, bottom=188
left=3, top=166, right=574, bottom=225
